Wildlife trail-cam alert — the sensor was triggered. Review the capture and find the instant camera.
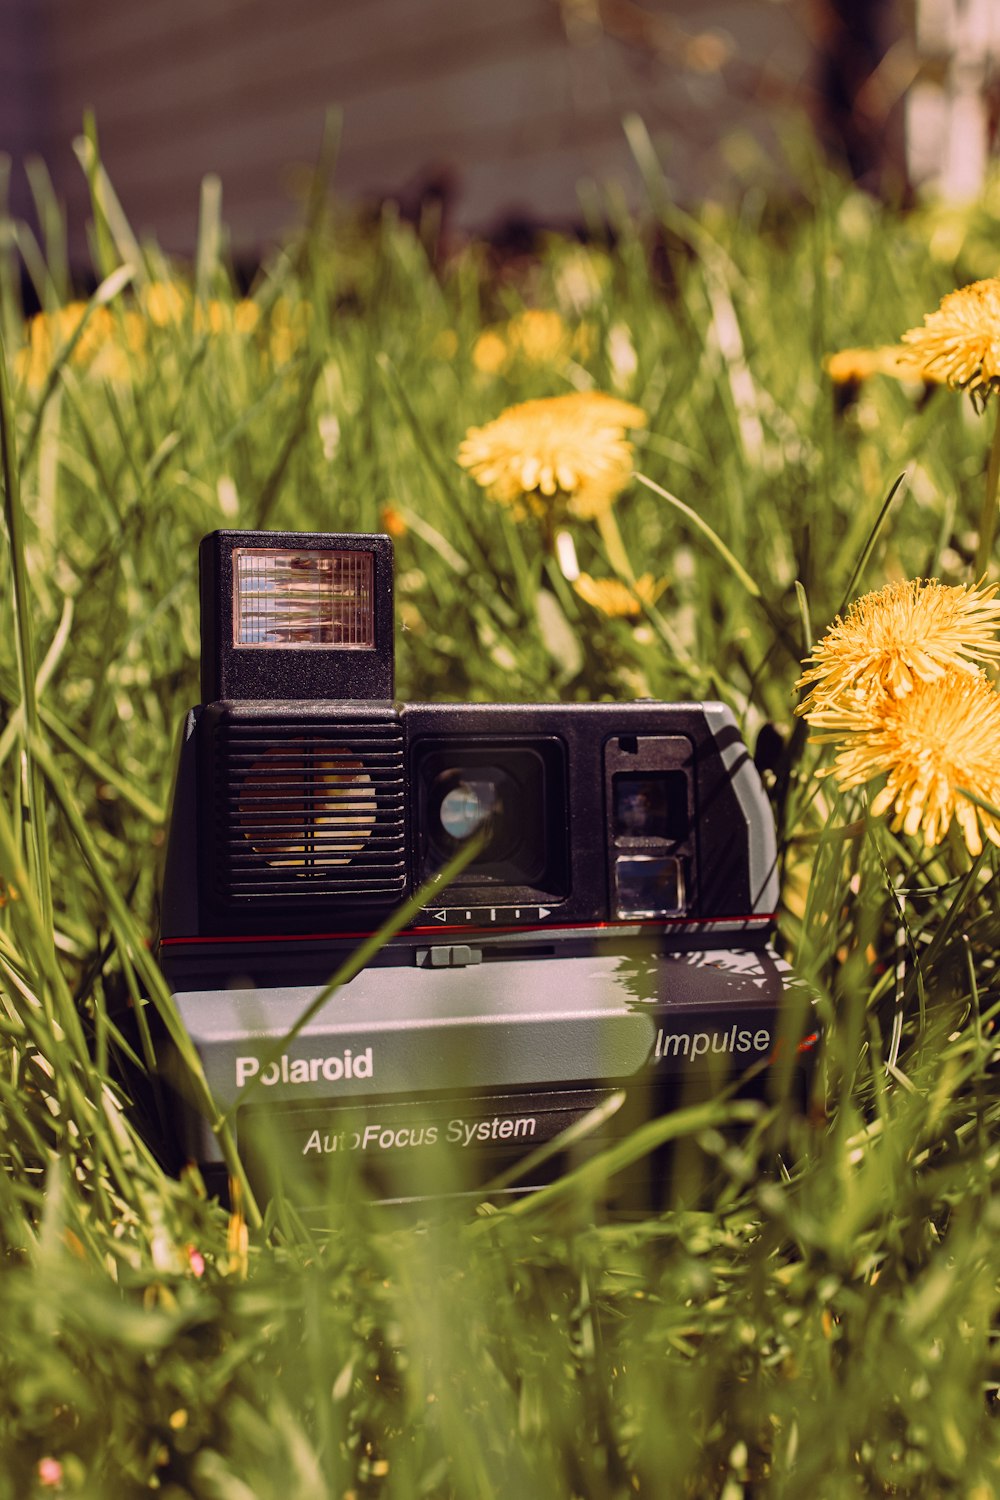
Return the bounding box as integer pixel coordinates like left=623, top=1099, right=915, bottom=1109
left=157, top=530, right=811, bottom=1204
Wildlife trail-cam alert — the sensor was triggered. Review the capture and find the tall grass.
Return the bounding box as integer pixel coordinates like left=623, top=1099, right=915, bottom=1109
left=0, top=136, right=998, bottom=1495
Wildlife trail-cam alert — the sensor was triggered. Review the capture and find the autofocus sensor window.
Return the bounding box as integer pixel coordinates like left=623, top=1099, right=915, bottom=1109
left=615, top=855, right=685, bottom=918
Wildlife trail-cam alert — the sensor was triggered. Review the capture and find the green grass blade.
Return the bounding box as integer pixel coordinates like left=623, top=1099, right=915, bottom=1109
left=633, top=470, right=762, bottom=599
left=0, top=322, right=53, bottom=933
left=837, top=471, right=907, bottom=614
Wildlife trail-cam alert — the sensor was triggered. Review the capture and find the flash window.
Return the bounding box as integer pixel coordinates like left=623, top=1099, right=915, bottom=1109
left=232, top=547, right=375, bottom=649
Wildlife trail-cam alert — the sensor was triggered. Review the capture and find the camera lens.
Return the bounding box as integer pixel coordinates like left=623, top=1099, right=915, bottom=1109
left=429, top=765, right=519, bottom=864
left=439, top=781, right=499, bottom=841
left=414, top=739, right=568, bottom=896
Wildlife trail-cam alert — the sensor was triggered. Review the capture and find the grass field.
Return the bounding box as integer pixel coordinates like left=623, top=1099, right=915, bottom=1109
left=1, top=128, right=1000, bottom=1496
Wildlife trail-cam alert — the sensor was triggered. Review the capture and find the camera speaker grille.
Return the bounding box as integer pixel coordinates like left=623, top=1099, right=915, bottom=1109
left=211, top=718, right=406, bottom=905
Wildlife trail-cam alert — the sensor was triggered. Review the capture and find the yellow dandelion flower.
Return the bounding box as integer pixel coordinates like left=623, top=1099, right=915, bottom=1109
left=379, top=503, right=408, bottom=538
left=86, top=337, right=133, bottom=384
left=507, top=309, right=569, bottom=364
left=573, top=572, right=663, bottom=618
left=234, top=299, right=260, bottom=335
left=571, top=321, right=597, bottom=361
left=121, top=310, right=147, bottom=354
left=141, top=280, right=189, bottom=328
left=13, top=303, right=130, bottom=389
left=13, top=316, right=56, bottom=389
left=69, top=305, right=115, bottom=364
left=900, top=276, right=1000, bottom=394
left=457, top=392, right=647, bottom=521
left=797, top=578, right=1000, bottom=718
left=566, top=390, right=647, bottom=428
left=472, top=329, right=508, bottom=375
left=267, top=298, right=311, bottom=366
left=270, top=325, right=297, bottom=366
left=471, top=311, right=569, bottom=373
left=820, top=671, right=1000, bottom=856
left=184, top=299, right=260, bottom=337
left=823, top=345, right=943, bottom=386
left=195, top=300, right=230, bottom=335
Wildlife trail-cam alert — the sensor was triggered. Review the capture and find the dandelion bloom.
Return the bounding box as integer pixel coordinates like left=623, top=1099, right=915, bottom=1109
left=797, top=578, right=1000, bottom=719
left=818, top=671, right=1000, bottom=856
left=508, top=309, right=570, bottom=364
left=234, top=300, right=260, bottom=335
left=900, top=276, right=1000, bottom=394
left=141, top=280, right=189, bottom=327
left=192, top=298, right=260, bottom=336
left=823, top=345, right=940, bottom=386
left=471, top=329, right=509, bottom=375
left=573, top=572, right=662, bottom=618
left=267, top=297, right=311, bottom=366
left=379, top=503, right=408, bottom=538
left=472, top=310, right=571, bottom=375
left=14, top=303, right=131, bottom=389
left=457, top=392, right=647, bottom=520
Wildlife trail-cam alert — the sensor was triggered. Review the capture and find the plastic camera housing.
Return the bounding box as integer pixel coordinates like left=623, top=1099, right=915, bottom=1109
left=155, top=530, right=812, bottom=1204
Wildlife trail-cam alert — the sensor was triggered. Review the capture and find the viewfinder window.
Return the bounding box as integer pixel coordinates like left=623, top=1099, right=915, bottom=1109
left=613, top=772, right=688, bottom=842
left=233, top=548, right=374, bottom=649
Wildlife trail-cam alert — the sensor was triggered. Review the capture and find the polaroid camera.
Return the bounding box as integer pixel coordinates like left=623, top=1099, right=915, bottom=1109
left=157, top=531, right=812, bottom=1203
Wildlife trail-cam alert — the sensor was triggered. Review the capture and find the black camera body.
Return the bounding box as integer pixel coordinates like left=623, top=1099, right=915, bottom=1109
left=157, top=530, right=809, bottom=1203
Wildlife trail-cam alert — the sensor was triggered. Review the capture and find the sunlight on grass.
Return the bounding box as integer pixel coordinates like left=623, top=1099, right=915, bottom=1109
left=0, top=141, right=998, bottom=1495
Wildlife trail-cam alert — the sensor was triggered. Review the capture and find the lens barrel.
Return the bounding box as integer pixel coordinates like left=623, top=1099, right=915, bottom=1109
left=413, top=739, right=567, bottom=898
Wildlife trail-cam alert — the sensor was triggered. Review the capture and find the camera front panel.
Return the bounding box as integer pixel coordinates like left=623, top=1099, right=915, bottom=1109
left=400, top=701, right=773, bottom=937
left=163, top=530, right=775, bottom=967
left=163, top=697, right=775, bottom=968
left=401, top=703, right=729, bottom=940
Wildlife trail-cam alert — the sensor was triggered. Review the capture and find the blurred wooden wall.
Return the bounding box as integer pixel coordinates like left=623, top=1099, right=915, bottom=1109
left=0, top=0, right=45, bottom=220
left=5, top=0, right=818, bottom=261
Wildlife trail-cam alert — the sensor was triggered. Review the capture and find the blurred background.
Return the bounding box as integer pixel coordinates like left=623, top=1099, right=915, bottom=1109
left=1, top=0, right=997, bottom=267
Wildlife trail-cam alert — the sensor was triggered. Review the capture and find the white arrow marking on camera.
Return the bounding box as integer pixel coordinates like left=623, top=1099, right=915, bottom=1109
left=432, top=910, right=447, bottom=922
left=539, top=907, right=550, bottom=918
